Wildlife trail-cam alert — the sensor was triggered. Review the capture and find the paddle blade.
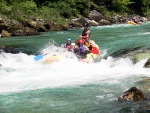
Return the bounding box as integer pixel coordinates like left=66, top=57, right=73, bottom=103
left=34, top=54, right=44, bottom=61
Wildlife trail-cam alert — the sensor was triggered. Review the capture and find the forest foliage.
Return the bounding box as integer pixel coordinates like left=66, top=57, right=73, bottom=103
left=0, top=0, right=149, bottom=23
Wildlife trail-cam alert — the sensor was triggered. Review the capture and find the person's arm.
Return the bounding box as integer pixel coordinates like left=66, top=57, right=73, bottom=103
left=86, top=30, right=90, bottom=34
left=84, top=33, right=90, bottom=39
left=84, top=45, right=89, bottom=51
left=84, top=30, right=90, bottom=39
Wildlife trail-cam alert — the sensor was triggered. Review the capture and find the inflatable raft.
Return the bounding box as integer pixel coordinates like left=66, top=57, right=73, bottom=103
left=36, top=40, right=100, bottom=64
left=126, top=21, right=137, bottom=25
left=78, top=40, right=100, bottom=63
left=44, top=55, right=63, bottom=64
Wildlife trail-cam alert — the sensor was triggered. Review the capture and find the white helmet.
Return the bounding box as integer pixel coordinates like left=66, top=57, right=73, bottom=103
left=71, top=43, right=75, bottom=46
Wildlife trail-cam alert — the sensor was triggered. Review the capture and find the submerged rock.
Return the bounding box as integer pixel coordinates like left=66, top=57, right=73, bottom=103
left=0, top=46, right=21, bottom=54
left=144, top=58, right=150, bottom=68
left=135, top=77, right=150, bottom=94
left=3, top=47, right=21, bottom=54
left=138, top=105, right=150, bottom=112
left=110, top=47, right=150, bottom=63
left=118, top=87, right=145, bottom=102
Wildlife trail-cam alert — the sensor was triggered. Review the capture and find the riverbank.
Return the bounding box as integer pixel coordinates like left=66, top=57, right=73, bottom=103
left=0, top=10, right=149, bottom=37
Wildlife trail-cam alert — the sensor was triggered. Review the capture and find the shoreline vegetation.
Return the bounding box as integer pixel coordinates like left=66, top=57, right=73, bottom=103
left=0, top=0, right=150, bottom=37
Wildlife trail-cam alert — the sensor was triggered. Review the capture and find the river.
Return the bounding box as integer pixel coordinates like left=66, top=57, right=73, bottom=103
left=0, top=22, right=150, bottom=113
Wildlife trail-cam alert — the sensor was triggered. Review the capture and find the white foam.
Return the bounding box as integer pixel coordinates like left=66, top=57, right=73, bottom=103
left=0, top=45, right=150, bottom=93
left=92, top=24, right=131, bottom=29
left=142, top=32, right=150, bottom=35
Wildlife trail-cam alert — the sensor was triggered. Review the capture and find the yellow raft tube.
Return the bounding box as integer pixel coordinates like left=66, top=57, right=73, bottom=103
left=126, top=21, right=137, bottom=25
left=44, top=40, right=100, bottom=64
left=79, top=40, right=100, bottom=63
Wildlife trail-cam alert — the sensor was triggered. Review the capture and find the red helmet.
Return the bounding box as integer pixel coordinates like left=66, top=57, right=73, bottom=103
left=77, top=39, right=84, bottom=44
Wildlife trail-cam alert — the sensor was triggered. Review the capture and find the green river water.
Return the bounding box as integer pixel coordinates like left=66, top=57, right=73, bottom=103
left=0, top=22, right=150, bottom=113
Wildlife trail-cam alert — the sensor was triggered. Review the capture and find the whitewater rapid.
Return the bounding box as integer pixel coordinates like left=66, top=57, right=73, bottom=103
left=0, top=42, right=150, bottom=94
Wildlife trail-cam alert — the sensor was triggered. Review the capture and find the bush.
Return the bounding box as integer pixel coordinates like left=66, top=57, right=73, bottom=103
left=0, top=0, right=12, bottom=15
left=12, top=1, right=37, bottom=16
left=0, top=0, right=149, bottom=24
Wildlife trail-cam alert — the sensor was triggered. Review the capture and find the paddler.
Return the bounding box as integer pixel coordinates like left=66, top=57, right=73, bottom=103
left=78, top=23, right=91, bottom=43
left=65, top=38, right=72, bottom=51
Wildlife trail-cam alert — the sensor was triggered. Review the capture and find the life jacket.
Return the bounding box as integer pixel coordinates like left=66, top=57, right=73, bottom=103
left=66, top=42, right=71, bottom=51
left=76, top=39, right=85, bottom=46
left=89, top=46, right=99, bottom=55
left=66, top=45, right=71, bottom=51
left=85, top=42, right=89, bottom=47
left=79, top=45, right=87, bottom=53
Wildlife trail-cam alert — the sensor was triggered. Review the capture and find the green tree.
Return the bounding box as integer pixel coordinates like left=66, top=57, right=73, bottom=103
left=0, top=0, right=12, bottom=14
left=12, top=0, right=37, bottom=15
left=129, top=0, right=150, bottom=15
left=111, top=0, right=133, bottom=12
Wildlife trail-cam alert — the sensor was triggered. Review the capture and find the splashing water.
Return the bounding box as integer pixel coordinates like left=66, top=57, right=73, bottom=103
left=0, top=41, right=150, bottom=94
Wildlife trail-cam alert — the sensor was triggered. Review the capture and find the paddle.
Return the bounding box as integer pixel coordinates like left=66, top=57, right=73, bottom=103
left=34, top=53, right=48, bottom=61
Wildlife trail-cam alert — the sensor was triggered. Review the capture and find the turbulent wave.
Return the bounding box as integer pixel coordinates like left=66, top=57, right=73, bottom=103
left=93, top=24, right=134, bottom=29
left=0, top=43, right=150, bottom=94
